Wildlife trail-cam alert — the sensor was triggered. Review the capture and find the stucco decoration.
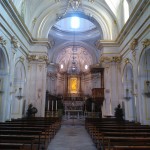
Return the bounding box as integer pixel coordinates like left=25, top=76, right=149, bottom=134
left=130, top=38, right=138, bottom=61
left=11, top=36, right=20, bottom=49
left=100, top=56, right=122, bottom=63
left=0, top=36, right=7, bottom=47
left=27, top=54, right=49, bottom=63
left=142, top=39, right=150, bottom=48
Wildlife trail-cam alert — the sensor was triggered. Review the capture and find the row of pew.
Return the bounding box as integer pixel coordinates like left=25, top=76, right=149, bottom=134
left=85, top=118, right=150, bottom=150
left=0, top=117, right=61, bottom=150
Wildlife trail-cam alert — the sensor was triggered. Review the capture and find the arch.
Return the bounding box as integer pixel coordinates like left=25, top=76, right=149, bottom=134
left=11, top=60, right=26, bottom=119
left=122, top=62, right=135, bottom=121
left=0, top=47, right=9, bottom=122
left=138, top=47, right=150, bottom=124
left=51, top=42, right=99, bottom=65
left=30, top=2, right=118, bottom=39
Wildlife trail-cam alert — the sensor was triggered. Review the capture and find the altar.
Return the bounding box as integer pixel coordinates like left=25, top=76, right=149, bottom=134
left=64, top=100, right=84, bottom=119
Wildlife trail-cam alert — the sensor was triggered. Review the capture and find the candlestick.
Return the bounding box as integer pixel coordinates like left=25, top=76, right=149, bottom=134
left=52, top=100, right=53, bottom=111
left=48, top=100, right=49, bottom=111
left=56, top=100, right=57, bottom=111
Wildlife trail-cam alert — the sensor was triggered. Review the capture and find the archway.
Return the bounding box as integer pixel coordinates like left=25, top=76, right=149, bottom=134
left=0, top=47, right=9, bottom=121
left=11, top=60, right=26, bottom=119
left=123, top=63, right=134, bottom=121
left=139, top=48, right=150, bottom=124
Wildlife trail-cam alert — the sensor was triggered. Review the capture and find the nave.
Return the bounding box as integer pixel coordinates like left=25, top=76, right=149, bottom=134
left=48, top=118, right=96, bottom=150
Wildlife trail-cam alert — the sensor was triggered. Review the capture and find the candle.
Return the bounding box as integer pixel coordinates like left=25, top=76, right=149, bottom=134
left=92, top=103, right=94, bottom=112
left=56, top=100, right=57, bottom=111
left=48, top=101, right=49, bottom=111
left=52, top=100, right=53, bottom=111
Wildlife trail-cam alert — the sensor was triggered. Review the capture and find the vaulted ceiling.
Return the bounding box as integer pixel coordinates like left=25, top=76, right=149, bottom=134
left=11, top=0, right=139, bottom=73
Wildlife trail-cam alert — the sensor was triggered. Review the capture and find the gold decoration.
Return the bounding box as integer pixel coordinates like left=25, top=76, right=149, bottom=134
left=95, top=40, right=103, bottom=50
left=70, top=77, right=77, bottom=93
left=0, top=36, right=7, bottom=46
left=125, top=58, right=130, bottom=64
left=130, top=39, right=138, bottom=50
left=100, top=56, right=111, bottom=63
left=32, top=18, right=37, bottom=28
left=142, top=39, right=150, bottom=48
left=19, top=56, right=24, bottom=62
left=130, top=39, right=138, bottom=61
left=27, top=54, right=48, bottom=63
left=11, top=36, right=20, bottom=48
left=111, top=56, right=122, bottom=62
left=100, top=56, right=122, bottom=63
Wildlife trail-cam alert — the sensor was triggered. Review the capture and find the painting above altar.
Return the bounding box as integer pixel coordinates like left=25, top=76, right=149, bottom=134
left=70, top=78, right=77, bottom=93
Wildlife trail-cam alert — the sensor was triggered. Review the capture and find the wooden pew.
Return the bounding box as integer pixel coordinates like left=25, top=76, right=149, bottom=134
left=0, top=135, right=36, bottom=150
left=0, top=143, right=25, bottom=150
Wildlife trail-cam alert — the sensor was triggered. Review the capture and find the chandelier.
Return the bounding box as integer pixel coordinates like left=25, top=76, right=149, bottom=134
left=71, top=31, right=78, bottom=73
left=16, top=87, right=24, bottom=100
left=124, top=68, right=131, bottom=101
left=144, top=51, right=150, bottom=97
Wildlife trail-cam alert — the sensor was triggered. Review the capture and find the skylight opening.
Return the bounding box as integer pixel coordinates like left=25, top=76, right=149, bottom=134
left=124, top=0, right=129, bottom=23
left=71, top=17, right=80, bottom=29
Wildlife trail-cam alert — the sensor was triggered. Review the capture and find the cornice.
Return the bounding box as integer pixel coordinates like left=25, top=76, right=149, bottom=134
left=116, top=0, right=149, bottom=45
left=27, top=54, right=49, bottom=63
left=100, top=56, right=122, bottom=63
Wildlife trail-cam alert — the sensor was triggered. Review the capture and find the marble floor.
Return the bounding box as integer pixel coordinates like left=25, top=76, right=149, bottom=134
left=47, top=119, right=97, bottom=150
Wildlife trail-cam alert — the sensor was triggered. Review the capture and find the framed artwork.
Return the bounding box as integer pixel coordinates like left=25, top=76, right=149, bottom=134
left=70, top=77, right=78, bottom=93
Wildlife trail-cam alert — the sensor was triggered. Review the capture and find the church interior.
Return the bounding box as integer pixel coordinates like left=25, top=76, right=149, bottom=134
left=0, top=0, right=150, bottom=149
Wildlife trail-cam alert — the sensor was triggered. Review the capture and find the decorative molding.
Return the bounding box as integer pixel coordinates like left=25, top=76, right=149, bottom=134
left=125, top=58, right=130, bottom=64
left=27, top=54, right=49, bottom=63
left=130, top=39, right=138, bottom=61
left=142, top=39, right=150, bottom=48
left=100, top=56, right=122, bottom=63
left=0, top=36, right=7, bottom=46
left=130, top=39, right=138, bottom=50
left=47, top=72, right=57, bottom=80
left=11, top=36, right=20, bottom=48
left=19, top=56, right=24, bottom=62
left=38, top=64, right=43, bottom=71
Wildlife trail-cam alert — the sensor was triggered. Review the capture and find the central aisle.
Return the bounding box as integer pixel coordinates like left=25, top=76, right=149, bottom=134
left=47, top=119, right=97, bottom=150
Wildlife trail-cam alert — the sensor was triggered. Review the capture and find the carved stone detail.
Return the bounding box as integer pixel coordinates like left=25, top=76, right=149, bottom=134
left=11, top=36, right=20, bottom=48
left=100, top=56, right=122, bottom=63
left=47, top=72, right=57, bottom=80
left=0, top=36, right=7, bottom=46
left=130, top=39, right=138, bottom=61
left=19, top=56, right=24, bottom=62
left=142, top=39, right=150, bottom=48
left=130, top=39, right=138, bottom=50
left=39, top=64, right=43, bottom=71
left=27, top=54, right=49, bottom=63
left=125, top=58, right=130, bottom=64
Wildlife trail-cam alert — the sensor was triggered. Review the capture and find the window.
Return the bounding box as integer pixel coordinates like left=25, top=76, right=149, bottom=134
left=71, top=17, right=80, bottom=29
left=124, top=0, right=129, bottom=23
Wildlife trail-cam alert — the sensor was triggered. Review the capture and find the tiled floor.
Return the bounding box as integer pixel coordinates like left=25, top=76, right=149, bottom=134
left=47, top=119, right=97, bottom=150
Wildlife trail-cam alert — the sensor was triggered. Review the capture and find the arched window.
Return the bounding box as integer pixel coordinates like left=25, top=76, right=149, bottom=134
left=123, top=0, right=129, bottom=23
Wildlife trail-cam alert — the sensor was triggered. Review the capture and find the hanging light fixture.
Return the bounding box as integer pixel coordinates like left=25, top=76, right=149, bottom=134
left=71, top=31, right=77, bottom=73
left=124, top=67, right=131, bottom=101
left=144, top=51, right=150, bottom=97
left=16, top=87, right=24, bottom=100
